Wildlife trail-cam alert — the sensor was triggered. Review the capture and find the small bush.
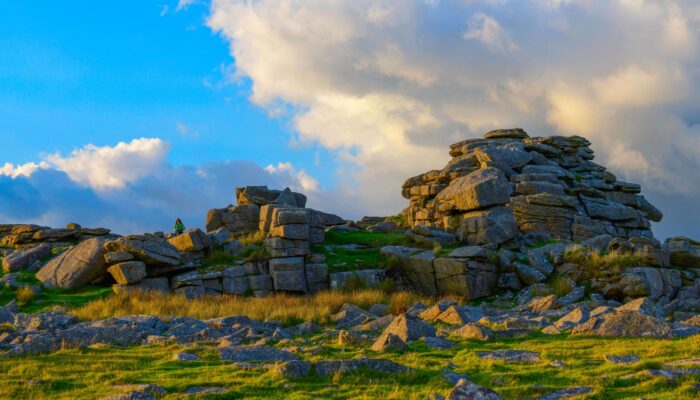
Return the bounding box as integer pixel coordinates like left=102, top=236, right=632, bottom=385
left=548, top=274, right=574, bottom=297
left=235, top=231, right=267, bottom=247
left=16, top=286, right=37, bottom=305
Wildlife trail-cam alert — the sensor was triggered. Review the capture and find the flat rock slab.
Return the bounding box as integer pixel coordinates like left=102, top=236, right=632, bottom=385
left=314, top=357, right=412, bottom=376
left=476, top=350, right=541, bottom=363
left=182, top=387, right=228, bottom=395
left=620, top=369, right=700, bottom=381
left=664, top=358, right=700, bottom=368
left=604, top=355, right=640, bottom=365
left=219, top=345, right=299, bottom=363
left=423, top=336, right=456, bottom=349
left=534, top=387, right=592, bottom=400
left=102, top=392, right=155, bottom=400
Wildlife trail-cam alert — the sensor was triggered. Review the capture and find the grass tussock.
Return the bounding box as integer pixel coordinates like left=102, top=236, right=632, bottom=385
left=548, top=274, right=575, bottom=297
left=71, top=289, right=433, bottom=325
left=562, top=249, right=646, bottom=277
left=15, top=286, right=37, bottom=305
left=235, top=231, right=267, bottom=247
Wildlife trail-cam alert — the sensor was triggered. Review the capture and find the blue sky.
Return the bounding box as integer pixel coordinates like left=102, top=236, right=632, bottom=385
left=0, top=1, right=333, bottom=180
left=1, top=1, right=700, bottom=239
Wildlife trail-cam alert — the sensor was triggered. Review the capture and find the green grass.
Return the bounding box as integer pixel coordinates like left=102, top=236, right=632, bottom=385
left=0, top=268, right=112, bottom=313
left=315, top=230, right=467, bottom=273
left=313, top=230, right=417, bottom=273
left=2, top=332, right=699, bottom=399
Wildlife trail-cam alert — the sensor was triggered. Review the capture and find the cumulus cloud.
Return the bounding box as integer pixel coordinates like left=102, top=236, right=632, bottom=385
left=45, top=138, right=170, bottom=191
left=207, top=0, right=700, bottom=239
left=1, top=139, right=315, bottom=234
left=265, top=162, right=320, bottom=193
left=0, top=161, right=49, bottom=178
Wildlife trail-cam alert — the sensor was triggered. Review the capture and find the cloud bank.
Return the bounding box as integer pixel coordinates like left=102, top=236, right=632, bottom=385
left=207, top=0, right=700, bottom=239
left=0, top=138, right=315, bottom=234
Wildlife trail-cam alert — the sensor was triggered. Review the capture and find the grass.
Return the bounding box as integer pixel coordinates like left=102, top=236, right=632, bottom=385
left=2, top=330, right=700, bottom=399
left=548, top=274, right=575, bottom=297
left=234, top=231, right=267, bottom=247
left=0, top=268, right=112, bottom=313
left=71, top=289, right=433, bottom=326
left=314, top=230, right=458, bottom=273
left=562, top=249, right=647, bottom=279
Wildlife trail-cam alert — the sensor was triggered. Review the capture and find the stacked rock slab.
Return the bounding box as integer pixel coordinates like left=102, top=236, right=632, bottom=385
left=262, top=207, right=330, bottom=294
left=205, top=186, right=307, bottom=234
left=402, top=128, right=662, bottom=243
left=0, top=223, right=113, bottom=249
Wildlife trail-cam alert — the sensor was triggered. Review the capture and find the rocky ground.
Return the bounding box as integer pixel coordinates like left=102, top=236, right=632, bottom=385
left=2, top=287, right=700, bottom=399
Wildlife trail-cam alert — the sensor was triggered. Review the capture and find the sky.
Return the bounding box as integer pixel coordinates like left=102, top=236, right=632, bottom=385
left=1, top=0, right=700, bottom=240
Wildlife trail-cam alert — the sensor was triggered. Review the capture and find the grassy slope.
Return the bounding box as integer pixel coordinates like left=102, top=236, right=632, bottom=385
left=0, top=268, right=112, bottom=313
left=2, top=334, right=699, bottom=399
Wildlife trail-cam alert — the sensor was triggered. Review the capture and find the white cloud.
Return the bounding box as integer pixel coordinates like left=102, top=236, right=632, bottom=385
left=0, top=161, right=49, bottom=178
left=176, top=0, right=198, bottom=11
left=463, top=12, right=517, bottom=54
left=265, top=161, right=320, bottom=193
left=207, top=0, right=700, bottom=238
left=45, top=138, right=171, bottom=191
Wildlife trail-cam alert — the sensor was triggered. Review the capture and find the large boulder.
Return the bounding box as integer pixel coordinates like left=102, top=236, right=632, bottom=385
left=168, top=229, right=211, bottom=252
left=206, top=204, right=260, bottom=234
left=436, top=168, right=512, bottom=213
left=450, top=206, right=517, bottom=245
left=664, top=237, right=700, bottom=268
left=572, top=311, right=672, bottom=339
left=269, top=257, right=308, bottom=293
left=434, top=257, right=497, bottom=299
left=235, top=186, right=306, bottom=208
left=510, top=193, right=579, bottom=239
left=104, top=235, right=180, bottom=267
left=107, top=261, right=147, bottom=285
left=379, top=313, right=436, bottom=342
left=36, top=238, right=109, bottom=289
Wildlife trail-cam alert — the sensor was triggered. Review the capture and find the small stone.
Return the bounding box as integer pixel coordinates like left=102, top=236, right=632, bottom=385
left=604, top=354, right=640, bottom=365
left=371, top=333, right=407, bottom=352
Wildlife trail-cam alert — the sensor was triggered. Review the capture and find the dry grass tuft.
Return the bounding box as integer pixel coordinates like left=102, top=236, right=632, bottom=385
left=235, top=231, right=267, bottom=247
left=71, top=289, right=433, bottom=325
left=16, top=286, right=37, bottom=305
left=562, top=249, right=647, bottom=278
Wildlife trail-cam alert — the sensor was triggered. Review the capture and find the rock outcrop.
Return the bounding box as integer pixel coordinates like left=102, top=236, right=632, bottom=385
left=402, top=129, right=661, bottom=243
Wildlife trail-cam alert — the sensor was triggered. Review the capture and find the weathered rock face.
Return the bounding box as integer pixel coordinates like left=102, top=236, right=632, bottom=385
left=2, top=243, right=51, bottom=272
left=167, top=229, right=211, bottom=252
left=104, top=235, right=180, bottom=268
left=36, top=238, right=110, bottom=289
left=0, top=223, right=112, bottom=247
left=402, top=129, right=661, bottom=243
left=664, top=237, right=700, bottom=268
